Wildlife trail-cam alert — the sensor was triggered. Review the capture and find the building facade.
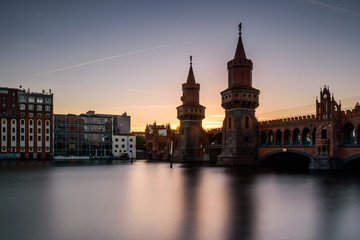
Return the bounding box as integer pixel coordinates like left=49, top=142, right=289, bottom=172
left=0, top=87, right=53, bottom=159
left=217, top=24, right=260, bottom=165
left=174, top=57, right=206, bottom=161
left=145, top=122, right=177, bottom=160
left=112, top=134, right=136, bottom=158
left=54, top=111, right=112, bottom=157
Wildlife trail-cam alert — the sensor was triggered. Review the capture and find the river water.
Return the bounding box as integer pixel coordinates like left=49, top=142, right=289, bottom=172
left=1, top=161, right=359, bottom=240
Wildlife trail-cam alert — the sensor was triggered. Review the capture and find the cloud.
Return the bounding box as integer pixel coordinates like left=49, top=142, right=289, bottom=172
left=305, top=0, right=360, bottom=16
left=40, top=43, right=172, bottom=75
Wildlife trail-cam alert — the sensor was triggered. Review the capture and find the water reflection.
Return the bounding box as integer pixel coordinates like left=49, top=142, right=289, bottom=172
left=0, top=162, right=359, bottom=240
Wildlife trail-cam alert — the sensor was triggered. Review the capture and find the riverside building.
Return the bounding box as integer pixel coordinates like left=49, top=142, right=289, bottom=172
left=54, top=111, right=132, bottom=158
left=0, top=87, right=53, bottom=159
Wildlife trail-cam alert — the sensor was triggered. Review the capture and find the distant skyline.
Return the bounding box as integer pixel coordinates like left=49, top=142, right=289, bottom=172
left=1, top=0, right=360, bottom=131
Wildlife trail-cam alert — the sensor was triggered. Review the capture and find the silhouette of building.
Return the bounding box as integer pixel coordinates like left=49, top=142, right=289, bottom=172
left=217, top=24, right=260, bottom=165
left=145, top=122, right=177, bottom=160
left=0, top=87, right=53, bottom=159
left=174, top=57, right=206, bottom=161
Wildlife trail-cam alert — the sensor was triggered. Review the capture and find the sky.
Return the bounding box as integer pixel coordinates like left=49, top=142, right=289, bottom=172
left=1, top=0, right=360, bottom=131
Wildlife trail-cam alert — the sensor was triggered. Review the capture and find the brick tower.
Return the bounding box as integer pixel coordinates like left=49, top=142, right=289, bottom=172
left=217, top=24, right=260, bottom=165
left=174, top=57, right=205, bottom=161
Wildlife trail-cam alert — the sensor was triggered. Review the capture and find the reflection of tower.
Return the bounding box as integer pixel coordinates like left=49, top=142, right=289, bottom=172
left=175, top=57, right=205, bottom=161
left=217, top=24, right=260, bottom=165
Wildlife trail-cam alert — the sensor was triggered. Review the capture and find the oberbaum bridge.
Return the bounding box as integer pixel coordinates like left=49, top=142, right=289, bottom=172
left=167, top=23, right=360, bottom=170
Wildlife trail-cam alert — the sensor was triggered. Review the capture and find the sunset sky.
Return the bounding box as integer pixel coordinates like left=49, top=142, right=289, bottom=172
left=1, top=0, right=360, bottom=131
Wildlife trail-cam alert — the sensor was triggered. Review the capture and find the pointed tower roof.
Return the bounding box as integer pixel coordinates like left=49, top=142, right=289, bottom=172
left=186, top=56, right=196, bottom=84
left=234, top=23, right=247, bottom=59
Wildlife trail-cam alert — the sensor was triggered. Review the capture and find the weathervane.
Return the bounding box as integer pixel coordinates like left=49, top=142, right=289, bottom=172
left=238, top=23, right=242, bottom=35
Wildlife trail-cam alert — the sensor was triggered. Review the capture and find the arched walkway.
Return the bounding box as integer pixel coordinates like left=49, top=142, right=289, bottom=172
left=293, top=129, right=300, bottom=145
left=275, top=130, right=282, bottom=145
left=302, top=128, right=311, bottom=145
left=343, top=123, right=355, bottom=145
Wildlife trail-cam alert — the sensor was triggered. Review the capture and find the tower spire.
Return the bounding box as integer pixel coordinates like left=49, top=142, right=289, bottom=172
left=234, top=22, right=246, bottom=59
left=186, top=55, right=196, bottom=84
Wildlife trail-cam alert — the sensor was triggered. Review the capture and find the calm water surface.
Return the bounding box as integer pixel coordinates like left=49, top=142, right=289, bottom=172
left=1, top=161, right=360, bottom=240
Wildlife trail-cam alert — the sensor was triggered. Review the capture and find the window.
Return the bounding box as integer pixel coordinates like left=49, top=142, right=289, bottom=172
left=38, top=128, right=41, bottom=134
left=19, top=95, right=27, bottom=102
left=45, top=105, right=50, bottom=111
left=21, top=128, right=24, bottom=133
left=38, top=136, right=41, bottom=141
left=28, top=104, right=34, bottom=110
left=130, top=144, right=133, bottom=148
left=122, top=144, right=125, bottom=148
left=46, top=129, right=49, bottom=134
left=12, top=136, right=15, bottom=141
left=2, top=127, right=5, bottom=133
left=36, top=97, right=43, bottom=103
left=130, top=139, right=133, bottom=142
left=37, top=120, right=41, bottom=126
left=21, top=136, right=25, bottom=141
left=29, top=120, right=33, bottom=126
left=30, top=136, right=33, bottom=141
left=2, top=136, right=5, bottom=141
left=29, top=113, right=33, bottom=117
left=115, top=138, right=118, bottom=142
left=20, top=119, right=25, bottom=125
left=45, top=98, right=52, bottom=104
left=20, top=104, right=26, bottom=110
left=30, top=128, right=33, bottom=134
left=12, top=128, right=15, bottom=133
left=46, top=121, right=50, bottom=126
left=12, top=104, right=15, bottom=108
left=46, top=136, right=49, bottom=141
left=28, top=97, right=35, bottom=103
left=245, top=116, right=249, bottom=129
left=2, top=103, right=5, bottom=107
left=122, top=139, right=125, bottom=142
left=115, top=144, right=118, bottom=148
left=37, top=105, right=42, bottom=111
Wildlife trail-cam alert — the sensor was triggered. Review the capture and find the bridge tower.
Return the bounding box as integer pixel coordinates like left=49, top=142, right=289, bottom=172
left=310, top=86, right=342, bottom=169
left=174, top=57, right=205, bottom=161
left=217, top=23, right=260, bottom=165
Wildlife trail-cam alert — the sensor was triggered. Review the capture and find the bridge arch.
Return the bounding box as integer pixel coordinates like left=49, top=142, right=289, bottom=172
left=259, top=149, right=312, bottom=168
left=342, top=153, right=360, bottom=169
left=284, top=129, right=291, bottom=145
left=293, top=128, right=300, bottom=145
left=302, top=127, right=311, bottom=145
left=260, top=131, right=266, bottom=145
left=275, top=130, right=282, bottom=145
left=343, top=122, right=355, bottom=145
left=268, top=130, right=274, bottom=145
